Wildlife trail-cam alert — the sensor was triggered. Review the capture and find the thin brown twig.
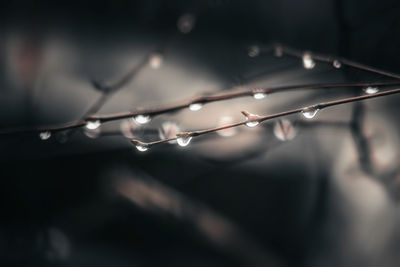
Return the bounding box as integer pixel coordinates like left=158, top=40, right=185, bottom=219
left=0, top=81, right=398, bottom=136
left=131, top=88, right=400, bottom=148
left=275, top=43, right=400, bottom=80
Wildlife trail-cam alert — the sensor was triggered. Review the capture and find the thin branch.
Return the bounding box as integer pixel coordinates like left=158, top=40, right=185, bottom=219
left=89, top=81, right=400, bottom=122
left=131, top=88, right=400, bottom=148
left=1, top=81, right=399, bottom=136
left=275, top=43, right=400, bottom=80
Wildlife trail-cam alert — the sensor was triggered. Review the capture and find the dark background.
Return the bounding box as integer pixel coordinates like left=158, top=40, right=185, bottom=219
left=1, top=1, right=400, bottom=266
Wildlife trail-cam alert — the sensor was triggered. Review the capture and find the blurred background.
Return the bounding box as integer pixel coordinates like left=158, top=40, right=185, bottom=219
left=1, top=0, right=400, bottom=266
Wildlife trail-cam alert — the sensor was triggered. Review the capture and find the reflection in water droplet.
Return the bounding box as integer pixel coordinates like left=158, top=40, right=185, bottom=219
left=159, top=122, right=180, bottom=143
left=177, top=134, right=192, bottom=147
left=302, top=107, right=319, bottom=119
left=302, top=53, right=315, bottom=69
left=120, top=119, right=137, bottom=138
left=84, top=127, right=101, bottom=139
left=39, top=131, right=51, bottom=140
left=85, top=120, right=101, bottom=130
left=333, top=60, right=342, bottom=69
left=274, top=119, right=297, bottom=141
left=133, top=114, right=151, bottom=125
left=217, top=116, right=237, bottom=137
left=177, top=13, right=196, bottom=33
left=364, top=86, right=379, bottom=95
left=248, top=45, right=260, bottom=57
left=149, top=53, right=163, bottom=69
left=253, top=92, right=266, bottom=100
left=245, top=121, right=259, bottom=127
left=189, top=103, right=203, bottom=111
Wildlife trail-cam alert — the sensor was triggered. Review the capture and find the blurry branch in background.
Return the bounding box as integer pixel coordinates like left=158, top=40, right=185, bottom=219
left=115, top=170, right=280, bottom=267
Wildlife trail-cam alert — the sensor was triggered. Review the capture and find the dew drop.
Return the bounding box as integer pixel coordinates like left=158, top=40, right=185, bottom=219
left=39, top=131, right=51, bottom=140
left=302, top=53, right=315, bottom=69
left=248, top=45, right=260, bottom=57
left=149, top=53, right=163, bottom=69
left=217, top=116, right=237, bottom=137
left=177, top=13, right=196, bottom=34
left=189, top=103, right=203, bottom=111
left=274, top=119, right=297, bottom=141
left=242, top=111, right=261, bottom=128
left=333, top=60, right=342, bottom=69
left=245, top=121, right=259, bottom=127
left=132, top=140, right=149, bottom=152
left=136, top=144, right=148, bottom=152
left=302, top=107, right=319, bottom=119
left=364, top=86, right=379, bottom=95
left=176, top=133, right=192, bottom=147
left=85, top=120, right=101, bottom=130
left=133, top=114, right=151, bottom=125
left=253, top=92, right=266, bottom=100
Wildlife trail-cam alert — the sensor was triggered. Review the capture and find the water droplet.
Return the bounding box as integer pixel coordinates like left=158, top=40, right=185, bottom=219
left=176, top=133, right=192, bottom=147
left=39, top=131, right=51, bottom=140
left=333, top=60, right=342, bottom=69
left=274, top=119, right=297, bottom=141
left=132, top=140, right=149, bottom=152
left=245, top=121, right=259, bottom=127
left=189, top=103, right=203, bottom=111
left=136, top=144, right=148, bottom=152
left=133, top=114, right=151, bottom=125
left=120, top=119, right=137, bottom=138
left=253, top=92, right=266, bottom=100
left=177, top=13, right=196, bottom=34
left=248, top=45, right=260, bottom=57
left=84, top=127, right=101, bottom=139
left=149, top=53, right=163, bottom=69
left=274, top=45, right=283, bottom=57
left=302, top=107, right=319, bottom=119
left=241, top=110, right=261, bottom=127
left=302, top=53, right=315, bottom=69
left=85, top=120, right=101, bottom=130
left=217, top=116, right=237, bottom=137
left=364, top=86, right=379, bottom=94
left=159, top=122, right=180, bottom=143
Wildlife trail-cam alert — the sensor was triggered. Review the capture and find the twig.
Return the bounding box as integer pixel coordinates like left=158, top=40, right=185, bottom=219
left=130, top=88, right=400, bottom=148
left=0, top=81, right=398, bottom=136
left=274, top=43, right=400, bottom=80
